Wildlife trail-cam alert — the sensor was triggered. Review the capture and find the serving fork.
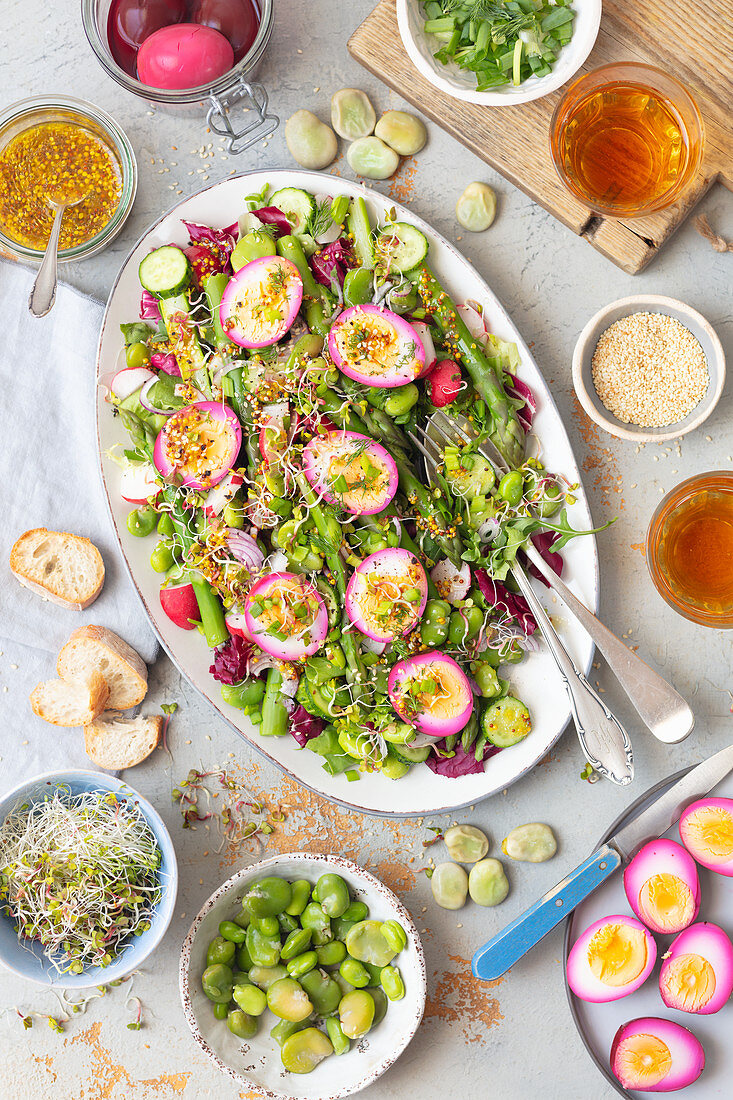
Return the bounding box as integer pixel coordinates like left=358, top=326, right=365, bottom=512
left=409, top=411, right=645, bottom=785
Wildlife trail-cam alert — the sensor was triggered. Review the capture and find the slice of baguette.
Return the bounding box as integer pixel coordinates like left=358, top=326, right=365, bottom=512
left=57, top=626, right=148, bottom=710
left=84, top=712, right=163, bottom=770
left=30, top=671, right=109, bottom=727
left=10, top=528, right=104, bottom=610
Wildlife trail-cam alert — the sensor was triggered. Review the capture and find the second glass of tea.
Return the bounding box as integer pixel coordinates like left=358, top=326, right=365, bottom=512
left=550, top=62, right=704, bottom=218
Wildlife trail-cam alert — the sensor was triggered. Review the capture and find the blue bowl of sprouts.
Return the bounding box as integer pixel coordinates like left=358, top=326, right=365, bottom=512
left=0, top=770, right=177, bottom=987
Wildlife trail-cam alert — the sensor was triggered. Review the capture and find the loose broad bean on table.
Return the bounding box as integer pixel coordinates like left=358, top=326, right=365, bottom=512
left=502, top=823, right=557, bottom=863
left=444, top=824, right=490, bottom=864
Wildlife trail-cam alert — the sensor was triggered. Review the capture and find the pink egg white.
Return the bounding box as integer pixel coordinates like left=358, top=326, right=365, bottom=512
left=219, top=256, right=303, bottom=349
left=345, top=548, right=427, bottom=643
left=566, top=914, right=657, bottom=1003
left=623, top=839, right=700, bottom=935
left=660, top=921, right=733, bottom=1015
left=153, top=401, right=241, bottom=490
left=243, top=572, right=328, bottom=661
left=388, top=651, right=473, bottom=737
left=328, top=304, right=425, bottom=388
left=610, top=1017, right=704, bottom=1093
left=679, top=797, right=733, bottom=876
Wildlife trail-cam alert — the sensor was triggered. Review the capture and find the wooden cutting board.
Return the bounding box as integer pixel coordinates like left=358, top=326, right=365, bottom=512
left=348, top=0, right=732, bottom=273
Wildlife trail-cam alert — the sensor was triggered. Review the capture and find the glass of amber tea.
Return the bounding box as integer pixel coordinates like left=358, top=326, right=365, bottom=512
left=647, top=472, right=733, bottom=628
left=550, top=62, right=704, bottom=217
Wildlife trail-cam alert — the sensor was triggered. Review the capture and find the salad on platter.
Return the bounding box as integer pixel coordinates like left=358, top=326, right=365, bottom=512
left=104, top=182, right=605, bottom=784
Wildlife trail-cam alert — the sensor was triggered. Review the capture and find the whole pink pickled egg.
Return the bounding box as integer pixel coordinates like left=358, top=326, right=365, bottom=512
left=137, top=23, right=234, bottom=89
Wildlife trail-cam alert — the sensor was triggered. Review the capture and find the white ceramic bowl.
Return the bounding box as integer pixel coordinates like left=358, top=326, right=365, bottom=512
left=179, top=853, right=426, bottom=1099
left=396, top=0, right=602, bottom=106
left=572, top=295, right=726, bottom=444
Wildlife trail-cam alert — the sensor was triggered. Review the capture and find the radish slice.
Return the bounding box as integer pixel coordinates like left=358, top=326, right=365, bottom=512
left=431, top=560, right=471, bottom=604
left=328, top=304, right=425, bottom=388
left=457, top=302, right=489, bottom=342
left=303, top=431, right=398, bottom=516
left=224, top=605, right=254, bottom=641
left=259, top=416, right=288, bottom=468
left=243, top=572, right=328, bottom=660
left=220, top=256, right=303, bottom=349
left=388, top=651, right=473, bottom=736
left=202, top=471, right=245, bottom=517
left=159, top=580, right=199, bottom=630
left=153, top=401, right=241, bottom=490
left=120, top=462, right=160, bottom=504
left=112, top=366, right=155, bottom=401
left=345, top=548, right=427, bottom=643
left=411, top=321, right=437, bottom=375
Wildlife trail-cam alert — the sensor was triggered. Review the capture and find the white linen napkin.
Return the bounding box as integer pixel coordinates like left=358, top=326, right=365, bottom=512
left=0, top=260, right=158, bottom=665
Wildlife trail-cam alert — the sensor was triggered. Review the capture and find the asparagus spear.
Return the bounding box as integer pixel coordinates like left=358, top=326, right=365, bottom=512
left=415, top=264, right=525, bottom=467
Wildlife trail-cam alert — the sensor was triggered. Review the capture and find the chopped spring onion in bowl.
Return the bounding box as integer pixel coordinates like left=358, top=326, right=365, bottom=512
left=0, top=772, right=177, bottom=986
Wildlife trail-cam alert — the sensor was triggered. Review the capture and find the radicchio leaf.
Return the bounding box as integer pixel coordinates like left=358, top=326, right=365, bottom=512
left=505, top=373, right=536, bottom=432
left=209, top=635, right=255, bottom=685
left=251, top=206, right=293, bottom=237
left=182, top=219, right=238, bottom=251
left=140, top=289, right=161, bottom=322
left=310, top=238, right=354, bottom=289
left=289, top=705, right=324, bottom=747
left=424, top=739, right=502, bottom=777
left=474, top=569, right=537, bottom=636
left=150, top=351, right=181, bottom=376
left=526, top=531, right=564, bottom=586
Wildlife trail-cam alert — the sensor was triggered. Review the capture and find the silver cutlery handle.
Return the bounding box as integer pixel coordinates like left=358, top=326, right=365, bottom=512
left=525, top=545, right=694, bottom=744
left=512, top=564, right=634, bottom=786
left=28, top=204, right=65, bottom=318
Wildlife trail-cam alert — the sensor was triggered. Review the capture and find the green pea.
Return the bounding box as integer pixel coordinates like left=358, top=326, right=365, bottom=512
left=220, top=679, right=266, bottom=709
left=301, top=902, right=332, bottom=945
left=157, top=512, right=175, bottom=536
left=380, top=965, right=405, bottom=1001
left=342, top=901, right=368, bottom=923
left=285, top=879, right=312, bottom=917
left=339, top=958, right=370, bottom=988
left=125, top=340, right=149, bottom=369
left=380, top=919, right=407, bottom=953
left=313, top=873, right=350, bottom=918
left=535, top=480, right=563, bottom=518
left=447, top=606, right=483, bottom=645
left=227, top=1008, right=258, bottom=1039
left=248, top=964, right=287, bottom=990
left=286, top=950, right=319, bottom=979
left=420, top=599, right=452, bottom=646
left=339, top=989, right=375, bottom=1039
left=300, top=968, right=341, bottom=1015
left=150, top=542, right=174, bottom=573
left=212, top=1001, right=228, bottom=1020
left=383, top=383, right=419, bottom=418
left=236, top=942, right=253, bottom=970
left=270, top=1018, right=307, bottom=1047
left=206, top=936, right=236, bottom=967
left=267, top=977, right=313, bottom=1022
left=316, top=940, right=346, bottom=967
left=345, top=920, right=397, bottom=967
left=498, top=470, right=524, bottom=505
left=474, top=662, right=501, bottom=698
left=245, top=876, right=292, bottom=918
left=252, top=915, right=280, bottom=937
left=202, top=963, right=233, bottom=1003
left=126, top=506, right=156, bottom=538
left=343, top=267, right=374, bottom=307
left=370, top=986, right=388, bottom=1026
left=278, top=912, right=298, bottom=936
left=219, top=920, right=247, bottom=944
left=232, top=982, right=267, bottom=1016
left=281, top=928, right=312, bottom=961
left=281, top=1027, right=333, bottom=1074
left=245, top=925, right=281, bottom=967
left=326, top=1016, right=350, bottom=1055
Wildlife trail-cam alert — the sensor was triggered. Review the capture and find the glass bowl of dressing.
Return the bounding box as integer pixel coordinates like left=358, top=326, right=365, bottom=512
left=647, top=472, right=733, bottom=628
left=0, top=95, right=137, bottom=264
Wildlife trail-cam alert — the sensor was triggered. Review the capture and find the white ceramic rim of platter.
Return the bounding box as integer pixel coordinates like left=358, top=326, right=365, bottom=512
left=396, top=0, right=603, bottom=107
left=178, top=851, right=427, bottom=1098
left=96, top=167, right=599, bottom=818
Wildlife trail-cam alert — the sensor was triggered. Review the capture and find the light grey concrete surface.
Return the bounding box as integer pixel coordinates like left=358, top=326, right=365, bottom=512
left=1, top=2, right=731, bottom=1098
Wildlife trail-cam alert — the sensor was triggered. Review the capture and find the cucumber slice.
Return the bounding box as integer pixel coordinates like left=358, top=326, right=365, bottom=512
left=295, top=677, right=329, bottom=720
left=138, top=246, right=191, bottom=298
left=377, top=222, right=428, bottom=272
left=481, top=696, right=531, bottom=748
left=270, top=188, right=317, bottom=234
left=393, top=742, right=431, bottom=764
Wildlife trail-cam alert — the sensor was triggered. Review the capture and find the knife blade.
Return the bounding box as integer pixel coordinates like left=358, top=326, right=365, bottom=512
left=472, top=742, right=733, bottom=982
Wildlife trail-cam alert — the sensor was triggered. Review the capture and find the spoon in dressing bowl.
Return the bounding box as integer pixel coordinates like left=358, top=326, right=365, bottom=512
left=28, top=192, right=87, bottom=318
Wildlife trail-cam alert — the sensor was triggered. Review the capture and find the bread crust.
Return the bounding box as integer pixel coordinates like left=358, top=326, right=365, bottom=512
left=10, top=528, right=104, bottom=611
left=57, top=626, right=148, bottom=709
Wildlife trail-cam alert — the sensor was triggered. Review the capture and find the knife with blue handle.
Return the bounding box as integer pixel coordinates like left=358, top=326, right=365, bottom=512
left=472, top=742, right=733, bottom=982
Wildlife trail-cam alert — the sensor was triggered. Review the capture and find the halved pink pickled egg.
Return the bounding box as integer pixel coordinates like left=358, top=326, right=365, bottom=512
left=610, top=1017, right=704, bottom=1092
left=660, top=921, right=733, bottom=1015
left=623, top=839, right=700, bottom=935
left=566, top=914, right=656, bottom=1003
left=679, top=797, right=733, bottom=876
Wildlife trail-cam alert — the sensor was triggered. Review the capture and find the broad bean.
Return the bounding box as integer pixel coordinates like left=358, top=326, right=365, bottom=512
left=502, top=823, right=557, bottom=863
left=285, top=879, right=311, bottom=917
left=227, top=1008, right=257, bottom=1038
left=347, top=136, right=399, bottom=180
left=375, top=110, right=427, bottom=156
left=455, top=182, right=497, bottom=232
left=468, top=858, right=510, bottom=907
left=430, top=863, right=469, bottom=910
left=202, top=963, right=233, bottom=1003
left=286, top=110, right=338, bottom=170
left=267, top=977, right=313, bottom=1022
left=444, top=824, right=489, bottom=864
left=339, top=989, right=375, bottom=1039
left=326, top=1015, right=350, bottom=1055
left=339, top=958, right=371, bottom=987
left=300, top=968, right=341, bottom=1015
left=233, top=982, right=267, bottom=1016
left=248, top=965, right=287, bottom=990
left=345, top=920, right=397, bottom=967
left=380, top=964, right=405, bottom=1001
left=281, top=1027, right=333, bottom=1073
left=206, top=936, right=236, bottom=967
left=380, top=919, right=407, bottom=953
left=313, top=873, right=350, bottom=918
left=331, top=88, right=376, bottom=140
left=286, top=951, right=318, bottom=979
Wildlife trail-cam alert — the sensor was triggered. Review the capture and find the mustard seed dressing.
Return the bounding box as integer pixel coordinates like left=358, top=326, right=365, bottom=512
left=0, top=121, right=122, bottom=251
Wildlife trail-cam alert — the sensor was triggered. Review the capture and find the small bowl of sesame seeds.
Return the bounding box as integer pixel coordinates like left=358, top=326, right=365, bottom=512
left=572, top=295, right=726, bottom=443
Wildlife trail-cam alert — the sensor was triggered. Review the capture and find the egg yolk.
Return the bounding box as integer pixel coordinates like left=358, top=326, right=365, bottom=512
left=685, top=807, right=733, bottom=859
left=587, top=923, right=648, bottom=987
left=662, top=952, right=716, bottom=1011
left=638, top=873, right=695, bottom=931
left=615, top=1033, right=672, bottom=1088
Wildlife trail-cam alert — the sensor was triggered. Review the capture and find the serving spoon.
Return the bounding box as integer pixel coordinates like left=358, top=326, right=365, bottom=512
left=28, top=193, right=87, bottom=318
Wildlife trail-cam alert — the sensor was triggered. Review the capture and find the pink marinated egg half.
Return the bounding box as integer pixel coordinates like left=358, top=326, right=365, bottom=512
left=623, top=839, right=700, bottom=935
left=659, top=921, right=733, bottom=1015
left=679, top=797, right=733, bottom=876
left=137, top=23, right=234, bottom=90
left=566, top=914, right=657, bottom=1003
left=610, top=1017, right=704, bottom=1093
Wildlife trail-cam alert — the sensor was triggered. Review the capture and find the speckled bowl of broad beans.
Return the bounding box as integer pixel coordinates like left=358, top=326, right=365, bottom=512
left=572, top=294, right=726, bottom=444
left=179, top=852, right=426, bottom=1099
